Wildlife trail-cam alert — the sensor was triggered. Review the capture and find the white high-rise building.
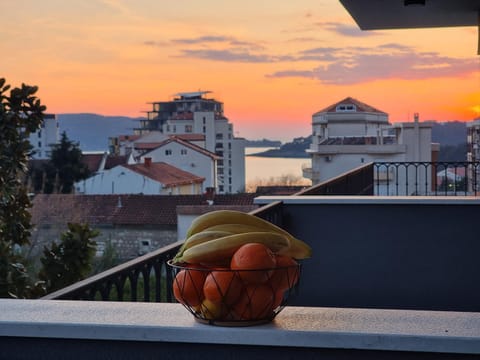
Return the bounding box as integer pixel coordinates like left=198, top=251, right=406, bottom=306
left=136, top=91, right=245, bottom=194
left=29, top=114, right=59, bottom=159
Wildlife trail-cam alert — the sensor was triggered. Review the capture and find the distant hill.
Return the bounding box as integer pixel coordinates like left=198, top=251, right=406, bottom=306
left=431, top=121, right=466, bottom=146
left=57, top=113, right=141, bottom=151
left=57, top=114, right=468, bottom=156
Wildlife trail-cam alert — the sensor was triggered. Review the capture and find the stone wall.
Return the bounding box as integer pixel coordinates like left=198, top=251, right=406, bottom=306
left=28, top=223, right=178, bottom=265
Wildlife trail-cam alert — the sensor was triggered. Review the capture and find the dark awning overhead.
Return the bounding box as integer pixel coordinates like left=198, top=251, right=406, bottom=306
left=339, top=0, right=479, bottom=29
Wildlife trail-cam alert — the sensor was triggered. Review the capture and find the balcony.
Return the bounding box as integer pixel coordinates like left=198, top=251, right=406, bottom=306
left=1, top=163, right=480, bottom=359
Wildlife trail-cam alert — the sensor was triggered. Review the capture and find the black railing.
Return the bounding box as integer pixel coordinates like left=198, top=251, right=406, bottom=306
left=374, top=162, right=479, bottom=196
left=41, top=241, right=182, bottom=301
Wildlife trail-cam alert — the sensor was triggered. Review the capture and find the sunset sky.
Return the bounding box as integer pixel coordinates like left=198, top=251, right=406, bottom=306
left=2, top=0, right=479, bottom=141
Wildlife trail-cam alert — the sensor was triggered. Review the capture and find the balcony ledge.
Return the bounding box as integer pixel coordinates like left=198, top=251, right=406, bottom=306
left=254, top=195, right=480, bottom=206
left=1, top=299, right=479, bottom=355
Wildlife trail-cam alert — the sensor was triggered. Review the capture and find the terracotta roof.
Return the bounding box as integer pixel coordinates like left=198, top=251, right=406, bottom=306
left=81, top=153, right=105, bottom=173
left=134, top=142, right=162, bottom=150
left=30, top=194, right=258, bottom=226
left=314, top=97, right=387, bottom=115
left=122, top=161, right=204, bottom=186
left=143, top=136, right=220, bottom=160
left=104, top=155, right=128, bottom=170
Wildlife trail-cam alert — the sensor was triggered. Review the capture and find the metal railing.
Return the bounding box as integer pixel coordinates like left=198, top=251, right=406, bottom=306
left=41, top=241, right=182, bottom=301
left=374, top=161, right=479, bottom=196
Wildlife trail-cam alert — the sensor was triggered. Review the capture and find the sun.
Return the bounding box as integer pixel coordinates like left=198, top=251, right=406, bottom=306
left=470, top=105, right=480, bottom=117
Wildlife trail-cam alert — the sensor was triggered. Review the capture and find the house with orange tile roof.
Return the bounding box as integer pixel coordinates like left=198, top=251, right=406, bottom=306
left=138, top=136, right=220, bottom=191
left=75, top=158, right=205, bottom=195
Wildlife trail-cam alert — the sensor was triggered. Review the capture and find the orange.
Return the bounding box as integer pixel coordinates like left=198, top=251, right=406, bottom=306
left=230, top=243, right=277, bottom=284
left=172, top=267, right=207, bottom=307
left=203, top=269, right=243, bottom=306
left=272, top=288, right=285, bottom=310
left=231, top=284, right=275, bottom=321
left=268, top=255, right=299, bottom=291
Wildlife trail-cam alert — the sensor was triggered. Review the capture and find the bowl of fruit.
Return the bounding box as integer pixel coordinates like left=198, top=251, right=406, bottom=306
left=168, top=210, right=312, bottom=326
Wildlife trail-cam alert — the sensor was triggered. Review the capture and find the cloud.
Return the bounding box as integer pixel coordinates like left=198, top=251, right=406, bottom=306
left=171, top=35, right=265, bottom=50
left=177, top=49, right=295, bottom=63
left=266, top=45, right=479, bottom=84
left=316, top=21, right=383, bottom=37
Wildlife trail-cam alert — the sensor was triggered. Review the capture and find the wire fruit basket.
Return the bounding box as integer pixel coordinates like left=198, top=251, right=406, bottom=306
left=168, top=260, right=301, bottom=326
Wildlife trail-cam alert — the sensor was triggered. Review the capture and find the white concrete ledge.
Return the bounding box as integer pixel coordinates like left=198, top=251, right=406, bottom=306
left=1, top=299, right=479, bottom=354
left=254, top=195, right=480, bottom=206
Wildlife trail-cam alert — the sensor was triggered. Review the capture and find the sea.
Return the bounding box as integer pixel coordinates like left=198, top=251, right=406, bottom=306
left=244, top=147, right=311, bottom=186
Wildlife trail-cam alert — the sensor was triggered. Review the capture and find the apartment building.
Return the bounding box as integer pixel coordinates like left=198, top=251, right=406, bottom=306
left=304, top=97, right=434, bottom=195
left=134, top=91, right=245, bottom=194
left=28, top=113, right=59, bottom=159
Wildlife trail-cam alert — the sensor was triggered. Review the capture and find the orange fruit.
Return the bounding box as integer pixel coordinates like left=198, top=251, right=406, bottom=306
left=268, top=255, right=299, bottom=291
left=203, top=269, right=243, bottom=306
left=172, top=267, right=207, bottom=307
left=272, top=288, right=285, bottom=310
left=231, top=284, right=275, bottom=321
left=230, top=243, right=277, bottom=284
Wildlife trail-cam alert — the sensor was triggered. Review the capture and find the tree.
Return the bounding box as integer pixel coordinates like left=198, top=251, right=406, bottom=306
left=44, top=131, right=90, bottom=193
left=0, top=78, right=46, bottom=298
left=39, top=223, right=99, bottom=293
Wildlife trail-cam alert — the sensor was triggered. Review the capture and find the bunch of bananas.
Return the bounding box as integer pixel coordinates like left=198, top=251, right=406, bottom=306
left=172, top=210, right=312, bottom=265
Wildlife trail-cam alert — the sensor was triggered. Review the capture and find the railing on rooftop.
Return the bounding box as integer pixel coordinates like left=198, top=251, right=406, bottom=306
left=374, top=161, right=479, bottom=196
left=41, top=161, right=479, bottom=301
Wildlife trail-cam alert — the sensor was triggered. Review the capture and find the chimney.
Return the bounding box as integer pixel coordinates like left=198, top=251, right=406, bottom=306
left=144, top=157, right=152, bottom=167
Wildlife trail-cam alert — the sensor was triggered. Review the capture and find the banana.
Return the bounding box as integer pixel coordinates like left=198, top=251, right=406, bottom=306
left=173, top=230, right=233, bottom=263
left=186, top=210, right=312, bottom=259
left=202, top=223, right=268, bottom=234
left=177, top=231, right=290, bottom=264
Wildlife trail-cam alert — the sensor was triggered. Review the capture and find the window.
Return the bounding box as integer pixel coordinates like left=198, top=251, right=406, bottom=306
left=38, top=141, right=41, bottom=147
left=203, top=117, right=206, bottom=123
left=165, top=149, right=172, bottom=155
left=336, top=104, right=356, bottom=112
left=173, top=125, right=176, bottom=133
left=185, top=125, right=193, bottom=133
left=228, top=142, right=231, bottom=150
left=166, top=125, right=170, bottom=132
left=181, top=149, right=187, bottom=155
left=38, top=130, right=41, bottom=138
left=216, top=151, right=223, bottom=157
left=202, top=126, right=206, bottom=133
left=216, top=133, right=223, bottom=140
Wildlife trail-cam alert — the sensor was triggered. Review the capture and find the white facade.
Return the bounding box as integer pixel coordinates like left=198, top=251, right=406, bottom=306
left=29, top=114, right=59, bottom=159
left=139, top=92, right=246, bottom=194
left=305, top=98, right=433, bottom=195
left=139, top=138, right=218, bottom=191
left=75, top=162, right=204, bottom=195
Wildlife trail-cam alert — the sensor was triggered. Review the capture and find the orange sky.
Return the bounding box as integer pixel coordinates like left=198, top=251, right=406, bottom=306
left=2, top=0, right=479, bottom=142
